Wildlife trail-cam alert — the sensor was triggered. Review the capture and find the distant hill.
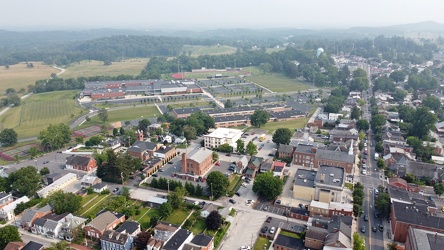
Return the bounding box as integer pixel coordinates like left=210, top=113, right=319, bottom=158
left=348, top=21, right=444, bottom=35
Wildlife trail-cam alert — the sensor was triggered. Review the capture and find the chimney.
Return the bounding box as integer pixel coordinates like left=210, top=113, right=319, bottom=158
left=136, top=130, right=144, bottom=141
left=181, top=153, right=187, bottom=174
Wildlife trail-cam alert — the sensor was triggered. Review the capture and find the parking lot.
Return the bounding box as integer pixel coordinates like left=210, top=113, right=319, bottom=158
left=258, top=216, right=306, bottom=238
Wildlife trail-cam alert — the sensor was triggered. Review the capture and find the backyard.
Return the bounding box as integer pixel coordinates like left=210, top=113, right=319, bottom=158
left=164, top=208, right=191, bottom=225
left=254, top=236, right=271, bottom=250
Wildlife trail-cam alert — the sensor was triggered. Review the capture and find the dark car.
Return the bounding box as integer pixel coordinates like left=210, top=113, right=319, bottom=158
left=226, top=154, right=231, bottom=156
left=266, top=217, right=272, bottom=223
left=235, top=192, right=241, bottom=196
left=168, top=161, right=173, bottom=164
left=152, top=174, right=158, bottom=177
left=361, top=226, right=366, bottom=233
left=372, top=226, right=377, bottom=232
left=229, top=199, right=236, bottom=204
left=364, top=215, right=369, bottom=221
left=268, top=153, right=275, bottom=156
left=43, top=161, right=49, bottom=164
left=113, top=187, right=119, bottom=192
left=379, top=224, right=384, bottom=231
left=261, top=226, right=268, bottom=233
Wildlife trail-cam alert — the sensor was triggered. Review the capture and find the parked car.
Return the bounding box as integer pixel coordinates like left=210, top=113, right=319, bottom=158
left=226, top=153, right=231, bottom=156
left=263, top=205, right=268, bottom=211
left=152, top=174, right=158, bottom=177
left=361, top=226, right=366, bottom=233
left=261, top=226, right=268, bottom=233
left=372, top=226, right=377, bottom=232
left=113, top=187, right=119, bottom=192
left=269, top=227, right=276, bottom=234
left=266, top=217, right=272, bottom=223
left=379, top=224, right=384, bottom=231
left=215, top=162, right=221, bottom=166
left=235, top=192, right=241, bottom=196
left=158, top=169, right=164, bottom=172
left=364, top=215, right=369, bottom=221
left=268, top=153, right=275, bottom=156
left=229, top=199, right=236, bottom=204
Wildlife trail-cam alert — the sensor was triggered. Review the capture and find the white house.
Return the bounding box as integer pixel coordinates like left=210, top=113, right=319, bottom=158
left=37, top=173, right=77, bottom=198
left=0, top=196, right=30, bottom=221
left=175, top=136, right=186, bottom=144
left=200, top=203, right=218, bottom=218
left=92, top=182, right=108, bottom=193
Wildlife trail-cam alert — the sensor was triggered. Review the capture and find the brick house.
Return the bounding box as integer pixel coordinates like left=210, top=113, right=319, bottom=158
left=245, top=156, right=263, bottom=178
left=142, top=157, right=164, bottom=176
left=127, top=141, right=160, bottom=161
left=65, top=155, right=97, bottom=172
left=305, top=227, right=329, bottom=250
left=293, top=144, right=316, bottom=167
left=153, top=146, right=176, bottom=162
left=391, top=201, right=444, bottom=243
left=273, top=233, right=305, bottom=250
left=329, top=202, right=353, bottom=217
left=83, top=211, right=126, bottom=239
left=181, top=148, right=213, bottom=176
left=277, top=144, right=294, bottom=159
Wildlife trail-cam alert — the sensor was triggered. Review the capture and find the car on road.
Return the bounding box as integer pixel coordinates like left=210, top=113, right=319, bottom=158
left=235, top=192, right=241, bottom=196
left=372, top=226, right=377, bottom=232
left=239, top=246, right=251, bottom=250
left=361, top=226, right=366, bottom=233
left=362, top=169, right=367, bottom=175
left=152, top=174, right=158, bottom=177
left=268, top=153, right=275, bottom=156
left=261, top=226, right=268, bottom=233
left=215, top=162, right=221, bottom=166
left=168, top=161, right=173, bottom=164
left=229, top=199, right=236, bottom=204
left=225, top=153, right=231, bottom=156
left=43, top=161, right=49, bottom=164
left=379, top=224, right=384, bottom=231
left=364, top=215, right=369, bottom=221
left=269, top=227, right=275, bottom=234
left=113, top=187, right=119, bottom=192
left=266, top=217, right=272, bottom=223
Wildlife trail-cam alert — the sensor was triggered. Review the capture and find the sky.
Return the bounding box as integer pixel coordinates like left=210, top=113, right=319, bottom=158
left=2, top=0, right=444, bottom=30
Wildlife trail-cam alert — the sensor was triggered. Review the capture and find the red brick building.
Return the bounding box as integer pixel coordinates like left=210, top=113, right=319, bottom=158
left=293, top=144, right=316, bottom=167
left=388, top=177, right=408, bottom=190
left=314, top=149, right=354, bottom=174
left=65, top=155, right=97, bottom=172
left=181, top=148, right=213, bottom=176
left=127, top=141, right=160, bottom=161
left=391, top=201, right=444, bottom=243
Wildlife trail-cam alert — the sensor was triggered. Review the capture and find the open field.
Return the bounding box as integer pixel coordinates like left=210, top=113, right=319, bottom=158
left=261, top=108, right=316, bottom=133
left=0, top=90, right=84, bottom=138
left=61, top=58, right=149, bottom=79
left=164, top=209, right=190, bottom=225
left=90, top=105, right=160, bottom=123
left=254, top=236, right=271, bottom=250
left=0, top=61, right=59, bottom=95
left=249, top=67, right=309, bottom=92
left=175, top=70, right=249, bottom=79
left=181, top=45, right=237, bottom=57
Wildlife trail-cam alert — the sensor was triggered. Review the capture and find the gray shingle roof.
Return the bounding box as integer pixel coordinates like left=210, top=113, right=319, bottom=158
left=278, top=144, right=294, bottom=154
left=393, top=201, right=444, bottom=230
left=66, top=155, right=92, bottom=166
left=187, top=148, right=212, bottom=164
left=128, top=140, right=157, bottom=153
left=190, top=234, right=213, bottom=246
left=88, top=211, right=121, bottom=232
left=315, top=149, right=354, bottom=163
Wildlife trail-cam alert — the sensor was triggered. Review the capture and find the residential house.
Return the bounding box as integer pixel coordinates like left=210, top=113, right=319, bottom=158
left=0, top=192, right=13, bottom=208
left=273, top=161, right=285, bottom=178
left=183, top=234, right=214, bottom=250
left=323, top=223, right=351, bottom=248
left=273, top=233, right=305, bottom=250
left=116, top=221, right=141, bottom=236
left=65, top=155, right=97, bottom=172
left=201, top=203, right=218, bottom=218
left=37, top=173, right=77, bottom=198
left=288, top=207, right=310, bottom=221
left=142, top=157, right=164, bottom=177
left=309, top=201, right=329, bottom=217
left=0, top=196, right=30, bottom=221
left=46, top=173, right=63, bottom=185
left=405, top=227, right=444, bottom=250
left=84, top=211, right=126, bottom=239
left=101, top=230, right=131, bottom=250
left=152, top=221, right=179, bottom=243
left=277, top=144, right=294, bottom=159
left=388, top=177, right=408, bottom=190
left=305, top=227, right=329, bottom=250
left=236, top=156, right=249, bottom=173
left=390, top=201, right=444, bottom=242
left=153, top=146, right=176, bottom=161
left=21, top=241, right=44, bottom=250
left=104, top=138, right=121, bottom=152
left=4, top=242, right=24, bottom=250
left=259, top=158, right=275, bottom=173
left=245, top=156, right=264, bottom=178
left=58, top=214, right=88, bottom=241
left=163, top=228, right=193, bottom=250
left=21, top=205, right=52, bottom=230
left=92, top=182, right=108, bottom=193
left=435, top=121, right=444, bottom=135
left=329, top=129, right=358, bottom=142
left=304, top=215, right=352, bottom=250
left=80, top=175, right=101, bottom=188
left=329, top=202, right=353, bottom=217
left=181, top=148, right=213, bottom=177
left=174, top=136, right=186, bottom=144
left=32, top=213, right=69, bottom=238
left=398, top=161, right=444, bottom=182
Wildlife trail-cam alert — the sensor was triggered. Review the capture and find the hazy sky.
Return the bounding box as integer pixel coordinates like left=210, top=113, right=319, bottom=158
left=2, top=0, right=444, bottom=30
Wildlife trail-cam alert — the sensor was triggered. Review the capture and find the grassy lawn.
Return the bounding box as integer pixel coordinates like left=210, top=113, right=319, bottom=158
left=61, top=58, right=149, bottom=79
left=80, top=193, right=99, bottom=206
left=228, top=175, right=241, bottom=192
left=254, top=236, right=271, bottom=250
left=166, top=101, right=209, bottom=109
left=181, top=45, right=237, bottom=57
left=248, top=67, right=309, bottom=92
left=164, top=209, right=190, bottom=225
left=0, top=61, right=59, bottom=95
left=0, top=90, right=84, bottom=138
left=76, top=194, right=110, bottom=217
left=279, top=231, right=301, bottom=238
left=137, top=208, right=159, bottom=230
left=262, top=118, right=308, bottom=134
left=229, top=209, right=236, bottom=216
left=88, top=105, right=160, bottom=123
left=209, top=222, right=231, bottom=248
left=189, top=216, right=207, bottom=235
left=344, top=182, right=354, bottom=190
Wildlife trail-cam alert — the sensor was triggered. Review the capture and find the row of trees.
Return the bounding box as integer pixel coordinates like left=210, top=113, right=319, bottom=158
left=352, top=182, right=364, bottom=217
left=95, top=149, right=142, bottom=183
left=162, top=111, right=215, bottom=140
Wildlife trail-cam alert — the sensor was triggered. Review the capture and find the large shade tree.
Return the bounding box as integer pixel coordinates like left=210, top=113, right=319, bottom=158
left=7, top=166, right=41, bottom=197
left=252, top=172, right=283, bottom=200
left=206, top=171, right=229, bottom=199
left=0, top=128, right=18, bottom=146
left=250, top=110, right=269, bottom=128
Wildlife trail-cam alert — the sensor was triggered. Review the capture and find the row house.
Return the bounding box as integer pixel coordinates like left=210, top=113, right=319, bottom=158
left=245, top=156, right=264, bottom=178
left=84, top=211, right=126, bottom=239
left=100, top=221, right=141, bottom=250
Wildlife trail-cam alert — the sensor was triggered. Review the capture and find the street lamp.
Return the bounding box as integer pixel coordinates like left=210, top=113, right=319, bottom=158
left=177, top=61, right=180, bottom=74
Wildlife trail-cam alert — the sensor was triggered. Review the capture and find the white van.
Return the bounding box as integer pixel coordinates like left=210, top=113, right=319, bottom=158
left=374, top=188, right=379, bottom=195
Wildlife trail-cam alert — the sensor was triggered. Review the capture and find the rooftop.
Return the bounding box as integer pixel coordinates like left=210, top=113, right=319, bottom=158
left=101, top=230, right=129, bottom=244
left=213, top=115, right=250, bottom=123
left=315, top=165, right=345, bottom=187
left=278, top=144, right=294, bottom=154
left=116, top=221, right=140, bottom=235
left=204, top=128, right=243, bottom=139
left=274, top=234, right=305, bottom=249
left=294, top=144, right=314, bottom=154
left=128, top=140, right=158, bottom=153
left=315, top=149, right=354, bottom=163
left=310, top=200, right=329, bottom=210
left=187, top=148, right=213, bottom=164
left=163, top=228, right=192, bottom=250
left=173, top=107, right=202, bottom=115
left=66, top=155, right=93, bottom=167
left=409, top=227, right=444, bottom=250
left=22, top=241, right=44, bottom=250
left=294, top=169, right=316, bottom=188
left=392, top=201, right=444, bottom=230
left=190, top=234, right=213, bottom=246
left=88, top=211, right=122, bottom=232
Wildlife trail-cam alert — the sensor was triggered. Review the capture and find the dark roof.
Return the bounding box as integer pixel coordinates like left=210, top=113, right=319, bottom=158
left=278, top=144, right=294, bottom=154
left=306, top=227, right=329, bottom=241
left=315, top=165, right=345, bottom=187
left=294, top=144, right=314, bottom=154
left=330, top=215, right=353, bottom=227
left=190, top=234, right=213, bottom=246
left=294, top=169, right=316, bottom=188
left=388, top=186, right=411, bottom=202
left=173, top=107, right=202, bottom=115
left=66, top=155, right=92, bottom=166
left=260, top=158, right=274, bottom=172
left=163, top=229, right=192, bottom=250
left=33, top=217, right=46, bottom=227
left=213, top=115, right=250, bottom=123
left=427, top=230, right=444, bottom=249
left=156, top=146, right=174, bottom=154
left=392, top=201, right=444, bottom=230
left=270, top=110, right=305, bottom=119
left=205, top=106, right=257, bottom=115
left=22, top=241, right=44, bottom=250
left=92, top=182, right=108, bottom=189
left=289, top=207, right=309, bottom=216
left=128, top=140, right=157, bottom=153
left=315, top=149, right=354, bottom=163
left=0, top=192, right=10, bottom=200
left=143, top=156, right=163, bottom=166
left=100, top=230, right=129, bottom=245
left=116, top=221, right=140, bottom=235
left=406, top=161, right=444, bottom=179
left=274, top=234, right=304, bottom=249
left=249, top=156, right=264, bottom=168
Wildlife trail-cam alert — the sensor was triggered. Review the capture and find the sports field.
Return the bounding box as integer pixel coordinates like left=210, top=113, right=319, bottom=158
left=181, top=45, right=237, bottom=57
left=0, top=61, right=60, bottom=95
left=248, top=67, right=309, bottom=92
left=0, top=90, right=83, bottom=138
left=61, top=58, right=149, bottom=79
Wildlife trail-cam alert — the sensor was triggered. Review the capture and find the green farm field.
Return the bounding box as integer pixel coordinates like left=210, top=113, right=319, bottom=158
left=0, top=90, right=84, bottom=138
left=0, top=61, right=60, bottom=95
left=248, top=67, right=310, bottom=92
left=61, top=58, right=149, bottom=79
left=181, top=45, right=237, bottom=57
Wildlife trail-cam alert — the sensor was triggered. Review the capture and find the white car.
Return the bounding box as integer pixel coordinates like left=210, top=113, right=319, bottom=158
left=239, top=246, right=251, bottom=250
left=362, top=170, right=367, bottom=175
